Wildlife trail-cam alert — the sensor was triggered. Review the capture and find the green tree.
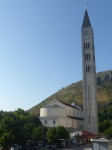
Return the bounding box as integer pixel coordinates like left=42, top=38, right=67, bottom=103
left=0, top=131, right=15, bottom=149
left=105, top=127, right=112, bottom=139
left=56, top=126, right=70, bottom=139
left=46, top=127, right=58, bottom=143
left=0, top=109, right=42, bottom=149
left=32, top=126, right=48, bottom=143
left=32, top=126, right=42, bottom=142
left=46, top=126, right=70, bottom=143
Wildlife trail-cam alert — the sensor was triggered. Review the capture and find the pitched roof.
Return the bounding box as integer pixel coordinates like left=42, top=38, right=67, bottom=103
left=82, top=9, right=91, bottom=28
left=58, top=100, right=82, bottom=111
left=75, top=130, right=97, bottom=139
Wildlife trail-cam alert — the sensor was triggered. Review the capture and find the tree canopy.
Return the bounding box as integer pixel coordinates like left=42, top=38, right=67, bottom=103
left=46, top=126, right=70, bottom=143
left=0, top=109, right=42, bottom=149
left=98, top=106, right=112, bottom=138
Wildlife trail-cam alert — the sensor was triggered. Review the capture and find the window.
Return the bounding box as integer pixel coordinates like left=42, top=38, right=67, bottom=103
left=86, top=43, right=88, bottom=48
left=89, top=54, right=90, bottom=60
left=86, top=65, right=91, bottom=73
left=85, top=54, right=90, bottom=61
left=53, top=121, right=55, bottom=124
left=84, top=43, right=86, bottom=49
left=84, top=42, right=90, bottom=49
left=88, top=42, right=90, bottom=48
left=85, top=54, right=86, bottom=60
left=45, top=120, right=47, bottom=124
left=88, top=65, right=90, bottom=72
left=86, top=66, right=88, bottom=72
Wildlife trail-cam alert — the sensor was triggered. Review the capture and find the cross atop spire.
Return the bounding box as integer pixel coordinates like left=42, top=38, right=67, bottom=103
left=84, top=3, right=88, bottom=10
left=82, top=9, right=91, bottom=28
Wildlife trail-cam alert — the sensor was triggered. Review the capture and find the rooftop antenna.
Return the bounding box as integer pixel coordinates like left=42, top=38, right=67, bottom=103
left=84, top=3, right=88, bottom=10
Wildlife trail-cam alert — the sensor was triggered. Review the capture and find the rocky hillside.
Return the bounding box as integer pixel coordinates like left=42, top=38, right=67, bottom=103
left=28, top=70, right=112, bottom=115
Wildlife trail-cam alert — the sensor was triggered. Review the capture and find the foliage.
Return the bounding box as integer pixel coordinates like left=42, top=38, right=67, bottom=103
left=46, top=127, right=58, bottom=143
left=46, top=126, right=70, bottom=143
left=32, top=126, right=48, bottom=142
left=98, top=106, right=112, bottom=137
left=56, top=126, right=70, bottom=139
left=105, top=127, right=112, bottom=139
left=0, top=109, right=42, bottom=149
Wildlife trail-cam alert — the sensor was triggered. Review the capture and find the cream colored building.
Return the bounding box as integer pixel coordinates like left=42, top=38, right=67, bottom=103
left=39, top=99, right=83, bottom=130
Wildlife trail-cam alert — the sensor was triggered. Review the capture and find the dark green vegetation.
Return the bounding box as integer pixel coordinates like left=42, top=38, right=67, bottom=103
left=0, top=109, right=42, bottom=149
left=98, top=106, right=112, bottom=138
left=46, top=126, right=70, bottom=143
left=0, top=109, right=70, bottom=149
left=28, top=70, right=112, bottom=115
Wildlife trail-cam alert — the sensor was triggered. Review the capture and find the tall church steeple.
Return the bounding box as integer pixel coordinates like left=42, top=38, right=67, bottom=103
left=81, top=9, right=98, bottom=135
left=82, top=9, right=91, bottom=28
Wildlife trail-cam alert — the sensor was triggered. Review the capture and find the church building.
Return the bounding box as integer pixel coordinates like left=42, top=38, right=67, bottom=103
left=40, top=99, right=83, bottom=129
left=39, top=9, right=98, bottom=136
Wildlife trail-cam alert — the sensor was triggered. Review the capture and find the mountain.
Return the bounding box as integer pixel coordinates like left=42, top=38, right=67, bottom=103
left=28, top=70, right=112, bottom=115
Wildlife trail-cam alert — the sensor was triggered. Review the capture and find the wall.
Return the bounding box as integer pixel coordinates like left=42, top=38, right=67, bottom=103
left=40, top=107, right=66, bottom=117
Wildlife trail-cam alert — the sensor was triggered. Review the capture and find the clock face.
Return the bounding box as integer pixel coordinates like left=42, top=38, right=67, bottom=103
left=84, top=30, right=90, bottom=36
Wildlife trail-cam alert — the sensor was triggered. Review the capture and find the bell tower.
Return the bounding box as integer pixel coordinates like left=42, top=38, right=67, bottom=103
left=81, top=9, right=98, bottom=135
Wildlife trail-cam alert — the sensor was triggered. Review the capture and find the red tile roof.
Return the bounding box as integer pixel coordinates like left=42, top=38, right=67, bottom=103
left=75, top=130, right=97, bottom=139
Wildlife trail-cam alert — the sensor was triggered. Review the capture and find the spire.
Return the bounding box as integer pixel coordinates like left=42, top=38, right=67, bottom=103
left=82, top=9, right=91, bottom=28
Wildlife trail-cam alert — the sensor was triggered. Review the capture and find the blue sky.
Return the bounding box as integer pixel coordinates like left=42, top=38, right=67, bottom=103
left=0, top=0, right=112, bottom=111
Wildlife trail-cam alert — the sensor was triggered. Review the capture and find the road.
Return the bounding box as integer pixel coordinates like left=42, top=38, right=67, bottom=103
left=58, top=144, right=92, bottom=150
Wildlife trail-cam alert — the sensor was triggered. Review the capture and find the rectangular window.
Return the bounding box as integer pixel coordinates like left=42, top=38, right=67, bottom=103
left=86, top=65, right=91, bottom=73
left=89, top=54, right=90, bottom=60
left=85, top=54, right=90, bottom=61
left=85, top=54, right=86, bottom=60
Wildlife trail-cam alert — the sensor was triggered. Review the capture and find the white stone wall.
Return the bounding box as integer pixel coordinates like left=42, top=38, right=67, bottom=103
left=40, top=117, right=58, bottom=127
left=58, top=117, right=67, bottom=127
left=40, top=107, right=66, bottom=117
